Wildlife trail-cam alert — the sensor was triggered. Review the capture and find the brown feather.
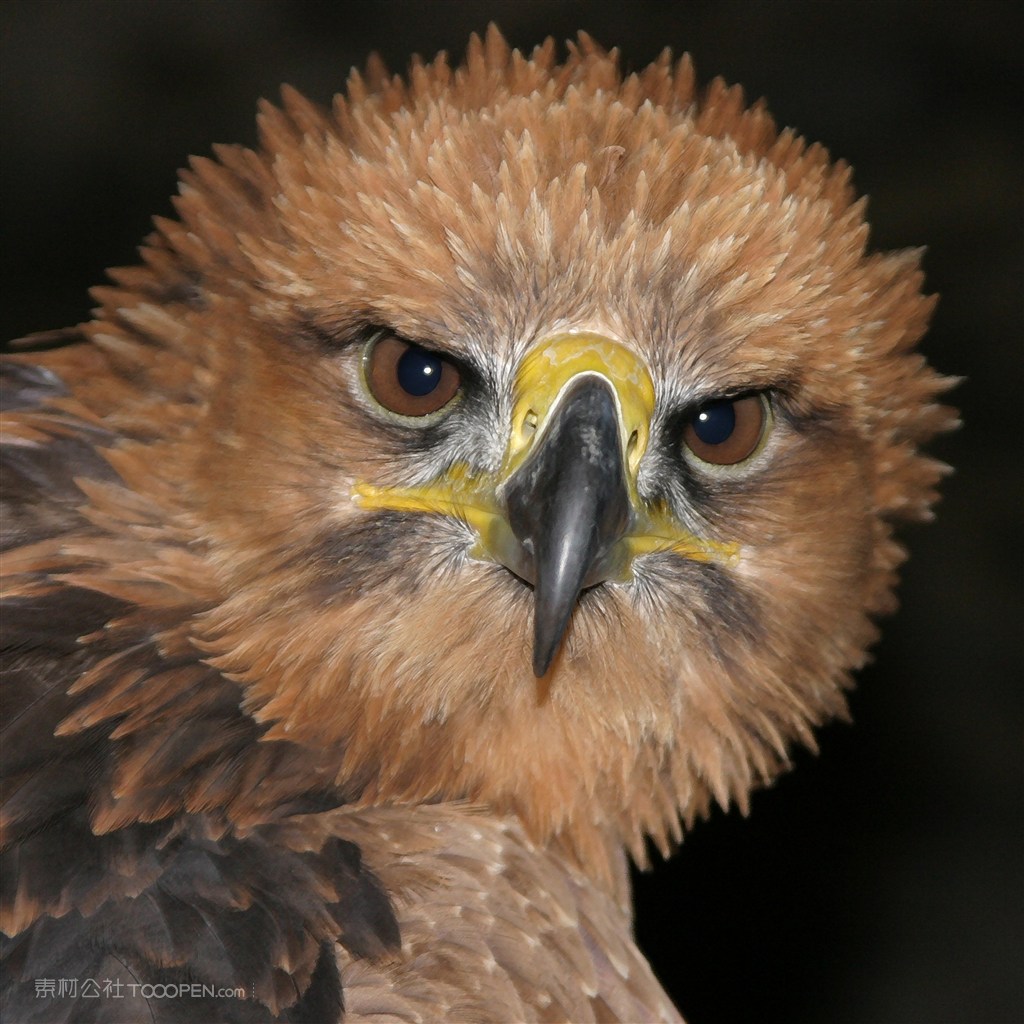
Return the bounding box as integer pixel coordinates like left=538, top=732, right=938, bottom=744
left=1, top=27, right=954, bottom=1021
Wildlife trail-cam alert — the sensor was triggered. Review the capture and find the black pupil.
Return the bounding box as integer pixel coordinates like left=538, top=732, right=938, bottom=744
left=397, top=346, right=443, bottom=397
left=693, top=401, right=736, bottom=445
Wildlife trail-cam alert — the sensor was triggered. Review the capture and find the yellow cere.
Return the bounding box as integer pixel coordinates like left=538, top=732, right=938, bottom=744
left=352, top=333, right=740, bottom=575
left=505, top=333, right=657, bottom=483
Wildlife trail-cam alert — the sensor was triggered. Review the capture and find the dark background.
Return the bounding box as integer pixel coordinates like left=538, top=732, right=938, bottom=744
left=2, top=2, right=1020, bottom=1021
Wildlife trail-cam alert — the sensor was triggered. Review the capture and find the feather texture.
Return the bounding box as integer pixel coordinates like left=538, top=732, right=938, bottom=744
left=1, top=27, right=954, bottom=1021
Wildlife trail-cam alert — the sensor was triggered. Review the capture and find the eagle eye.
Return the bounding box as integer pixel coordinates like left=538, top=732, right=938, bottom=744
left=682, top=394, right=770, bottom=467
left=363, top=334, right=462, bottom=420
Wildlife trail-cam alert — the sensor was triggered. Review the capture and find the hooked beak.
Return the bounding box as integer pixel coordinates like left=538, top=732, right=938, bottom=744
left=503, top=374, right=632, bottom=675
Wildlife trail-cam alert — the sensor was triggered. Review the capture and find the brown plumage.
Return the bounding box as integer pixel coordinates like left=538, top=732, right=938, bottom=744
left=1, top=27, right=954, bottom=1022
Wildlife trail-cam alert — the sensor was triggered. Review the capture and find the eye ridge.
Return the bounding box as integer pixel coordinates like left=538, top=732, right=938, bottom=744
left=364, top=332, right=463, bottom=421
left=681, top=392, right=770, bottom=467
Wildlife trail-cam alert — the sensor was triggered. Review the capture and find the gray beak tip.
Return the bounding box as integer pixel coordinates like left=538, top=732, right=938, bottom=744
left=505, top=376, right=632, bottom=678
left=532, top=607, right=568, bottom=677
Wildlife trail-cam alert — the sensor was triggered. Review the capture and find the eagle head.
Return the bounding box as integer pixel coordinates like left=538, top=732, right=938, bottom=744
left=9, top=28, right=954, bottom=880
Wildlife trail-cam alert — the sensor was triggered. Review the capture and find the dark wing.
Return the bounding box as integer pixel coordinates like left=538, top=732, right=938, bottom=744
left=0, top=354, right=399, bottom=1023
left=1, top=823, right=397, bottom=1023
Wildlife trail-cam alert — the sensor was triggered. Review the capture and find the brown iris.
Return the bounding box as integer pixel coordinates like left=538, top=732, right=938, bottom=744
left=682, top=394, right=769, bottom=466
left=364, top=334, right=461, bottom=419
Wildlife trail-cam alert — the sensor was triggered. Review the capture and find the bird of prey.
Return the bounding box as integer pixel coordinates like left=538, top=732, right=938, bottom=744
left=1, top=27, right=954, bottom=1023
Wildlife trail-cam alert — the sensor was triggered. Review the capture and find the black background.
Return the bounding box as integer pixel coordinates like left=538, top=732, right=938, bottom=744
left=2, top=3, right=1021, bottom=1022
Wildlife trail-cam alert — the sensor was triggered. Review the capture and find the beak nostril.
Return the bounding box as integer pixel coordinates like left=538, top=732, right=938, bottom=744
left=627, top=430, right=639, bottom=458
left=523, top=410, right=538, bottom=436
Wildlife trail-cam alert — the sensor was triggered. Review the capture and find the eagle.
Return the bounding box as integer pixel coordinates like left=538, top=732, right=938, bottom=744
left=1, top=27, right=954, bottom=1023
